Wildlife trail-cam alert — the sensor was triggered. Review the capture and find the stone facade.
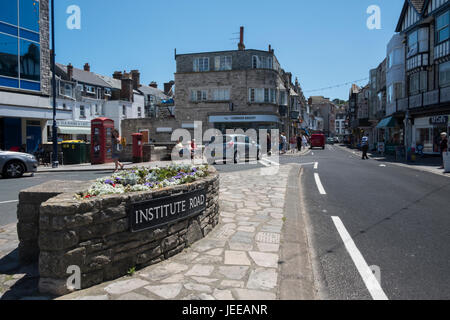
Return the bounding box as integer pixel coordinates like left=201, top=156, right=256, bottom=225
left=19, top=168, right=220, bottom=296
left=40, top=0, right=51, bottom=97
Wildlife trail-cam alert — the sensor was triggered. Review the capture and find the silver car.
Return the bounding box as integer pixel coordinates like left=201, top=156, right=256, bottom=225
left=205, top=134, right=262, bottom=164
left=0, top=150, right=38, bottom=178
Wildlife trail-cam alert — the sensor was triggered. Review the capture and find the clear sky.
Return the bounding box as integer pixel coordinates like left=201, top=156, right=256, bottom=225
left=54, top=0, right=405, bottom=101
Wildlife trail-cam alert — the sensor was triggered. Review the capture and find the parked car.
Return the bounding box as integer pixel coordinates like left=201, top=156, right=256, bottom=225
left=310, top=134, right=326, bottom=150
left=205, top=134, right=262, bottom=164
left=0, top=150, right=38, bottom=178
left=326, top=137, right=335, bottom=145
left=334, top=137, right=340, bottom=143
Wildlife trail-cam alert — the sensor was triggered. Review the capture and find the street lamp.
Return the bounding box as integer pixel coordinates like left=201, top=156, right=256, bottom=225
left=51, top=0, right=58, bottom=168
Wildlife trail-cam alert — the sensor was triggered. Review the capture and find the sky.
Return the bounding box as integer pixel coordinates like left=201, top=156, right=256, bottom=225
left=54, top=0, right=405, bottom=101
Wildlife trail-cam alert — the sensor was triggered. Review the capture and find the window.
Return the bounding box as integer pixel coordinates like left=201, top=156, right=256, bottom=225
left=0, top=0, right=40, bottom=91
left=80, top=105, right=86, bottom=118
left=387, top=84, right=394, bottom=104
left=60, top=82, right=73, bottom=98
left=85, top=85, right=95, bottom=94
left=388, top=48, right=404, bottom=68
left=439, top=61, right=450, bottom=87
left=104, top=88, right=112, bottom=96
left=191, top=90, right=207, bottom=102
left=122, top=105, right=127, bottom=116
left=215, top=56, right=232, bottom=71
left=409, top=72, right=427, bottom=94
left=407, top=28, right=428, bottom=58
left=138, top=107, right=142, bottom=117
left=212, top=88, right=230, bottom=101
left=279, top=90, right=287, bottom=105
left=193, top=57, right=209, bottom=72
left=436, top=10, right=450, bottom=44
left=252, top=56, right=273, bottom=69
left=249, top=88, right=276, bottom=103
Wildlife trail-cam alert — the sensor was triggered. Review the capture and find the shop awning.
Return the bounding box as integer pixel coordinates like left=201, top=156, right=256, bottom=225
left=57, top=126, right=91, bottom=135
left=376, top=116, right=396, bottom=129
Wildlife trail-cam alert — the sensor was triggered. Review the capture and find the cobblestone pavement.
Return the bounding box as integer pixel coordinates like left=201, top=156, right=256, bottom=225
left=59, top=165, right=292, bottom=300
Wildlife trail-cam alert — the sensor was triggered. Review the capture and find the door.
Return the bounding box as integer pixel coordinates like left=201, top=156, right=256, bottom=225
left=26, top=125, right=42, bottom=154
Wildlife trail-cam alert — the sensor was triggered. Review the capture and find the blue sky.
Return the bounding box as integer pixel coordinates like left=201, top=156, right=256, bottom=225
left=54, top=0, right=405, bottom=101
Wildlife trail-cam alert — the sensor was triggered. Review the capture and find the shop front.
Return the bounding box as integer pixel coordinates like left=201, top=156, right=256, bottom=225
left=208, top=114, right=280, bottom=134
left=47, top=120, right=91, bottom=143
left=376, top=116, right=404, bottom=155
left=412, top=115, right=449, bottom=155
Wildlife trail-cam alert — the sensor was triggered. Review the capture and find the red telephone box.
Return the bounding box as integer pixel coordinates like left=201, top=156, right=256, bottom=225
left=91, top=118, right=115, bottom=164
left=132, top=133, right=144, bottom=163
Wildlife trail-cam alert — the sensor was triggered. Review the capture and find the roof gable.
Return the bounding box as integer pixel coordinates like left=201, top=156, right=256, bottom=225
left=396, top=0, right=427, bottom=32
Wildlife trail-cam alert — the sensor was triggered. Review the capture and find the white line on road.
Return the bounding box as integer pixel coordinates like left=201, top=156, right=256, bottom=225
left=261, top=157, right=280, bottom=166
left=331, top=216, right=389, bottom=300
left=314, top=173, right=326, bottom=195
left=258, top=159, right=271, bottom=167
left=314, top=162, right=319, bottom=170
left=0, top=200, right=18, bottom=205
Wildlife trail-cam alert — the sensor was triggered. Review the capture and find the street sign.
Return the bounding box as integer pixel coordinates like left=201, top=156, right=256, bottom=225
left=129, top=189, right=207, bottom=232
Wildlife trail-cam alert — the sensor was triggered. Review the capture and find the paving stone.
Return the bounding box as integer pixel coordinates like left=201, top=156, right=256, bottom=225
left=261, top=225, right=282, bottom=233
left=220, top=280, right=245, bottom=289
left=144, top=283, right=183, bottom=299
left=205, top=248, right=224, bottom=256
left=141, top=262, right=189, bottom=281
left=256, top=243, right=280, bottom=253
left=77, top=295, right=109, bottom=300
left=185, top=264, right=214, bottom=277
left=235, top=216, right=250, bottom=222
left=224, top=251, right=251, bottom=266
left=160, top=274, right=185, bottom=284
left=218, top=266, right=249, bottom=280
left=270, top=213, right=284, bottom=219
left=255, top=232, right=280, bottom=244
left=104, top=278, right=149, bottom=295
left=213, top=289, right=234, bottom=300
left=247, top=268, right=278, bottom=291
left=233, top=288, right=276, bottom=300
left=116, top=292, right=150, bottom=300
left=184, top=282, right=212, bottom=293
left=193, top=255, right=223, bottom=264
left=237, top=226, right=256, bottom=233
left=249, top=252, right=279, bottom=268
left=221, top=218, right=235, bottom=223
left=230, top=232, right=254, bottom=244
left=191, top=277, right=219, bottom=284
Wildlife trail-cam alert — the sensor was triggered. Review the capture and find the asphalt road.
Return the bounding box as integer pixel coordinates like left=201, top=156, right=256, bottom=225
left=301, top=144, right=450, bottom=300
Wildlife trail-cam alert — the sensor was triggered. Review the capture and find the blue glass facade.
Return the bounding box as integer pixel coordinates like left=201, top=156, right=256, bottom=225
left=0, top=0, right=40, bottom=91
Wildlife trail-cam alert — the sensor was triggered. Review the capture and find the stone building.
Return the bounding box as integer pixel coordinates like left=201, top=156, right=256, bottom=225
left=174, top=27, right=294, bottom=140
left=307, top=96, right=337, bottom=137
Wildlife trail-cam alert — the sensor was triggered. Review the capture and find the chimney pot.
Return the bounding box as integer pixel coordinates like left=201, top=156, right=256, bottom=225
left=67, top=63, right=73, bottom=80
left=84, top=63, right=90, bottom=72
left=238, top=26, right=245, bottom=51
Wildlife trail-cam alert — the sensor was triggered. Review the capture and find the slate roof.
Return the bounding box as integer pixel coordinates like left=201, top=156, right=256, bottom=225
left=138, top=85, right=169, bottom=100
left=56, top=63, right=112, bottom=88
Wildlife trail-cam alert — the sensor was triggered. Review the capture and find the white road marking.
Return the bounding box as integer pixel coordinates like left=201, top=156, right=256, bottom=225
left=312, top=152, right=315, bottom=156
left=331, top=216, right=389, bottom=300
left=314, top=173, right=326, bottom=195
left=258, top=159, right=271, bottom=167
left=261, top=157, right=280, bottom=166
left=314, top=162, right=319, bottom=170
left=0, top=200, right=18, bottom=204
left=379, top=164, right=386, bottom=167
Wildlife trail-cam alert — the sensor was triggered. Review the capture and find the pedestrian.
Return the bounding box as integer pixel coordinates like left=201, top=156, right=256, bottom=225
left=174, top=138, right=184, bottom=159
left=361, top=134, right=369, bottom=160
left=190, top=139, right=197, bottom=160
left=439, top=132, right=448, bottom=169
left=281, top=132, right=287, bottom=154
left=289, top=135, right=296, bottom=154
left=297, top=134, right=302, bottom=153
left=267, top=133, right=272, bottom=156
left=302, top=134, right=308, bottom=149
left=112, top=129, right=124, bottom=172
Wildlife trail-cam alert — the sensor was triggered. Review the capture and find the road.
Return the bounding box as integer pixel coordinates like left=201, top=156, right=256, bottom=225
left=1, top=146, right=449, bottom=300
left=301, top=144, right=450, bottom=300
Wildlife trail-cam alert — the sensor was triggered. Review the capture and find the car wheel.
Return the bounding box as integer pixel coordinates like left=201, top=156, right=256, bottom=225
left=234, top=151, right=240, bottom=164
left=4, top=161, right=25, bottom=178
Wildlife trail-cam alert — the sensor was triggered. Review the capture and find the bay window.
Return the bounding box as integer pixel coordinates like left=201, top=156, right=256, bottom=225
left=439, top=61, right=450, bottom=87
left=436, top=10, right=450, bottom=44
left=407, top=28, right=428, bottom=58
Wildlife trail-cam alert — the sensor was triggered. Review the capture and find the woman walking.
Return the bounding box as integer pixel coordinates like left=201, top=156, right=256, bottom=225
left=439, top=132, right=448, bottom=169
left=112, top=129, right=124, bottom=173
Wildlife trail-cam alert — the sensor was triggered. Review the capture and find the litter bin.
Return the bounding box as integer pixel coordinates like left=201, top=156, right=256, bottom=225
left=62, top=140, right=87, bottom=165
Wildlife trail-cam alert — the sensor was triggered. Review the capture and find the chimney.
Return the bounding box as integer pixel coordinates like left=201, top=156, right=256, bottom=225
left=164, top=81, right=175, bottom=96
left=84, top=63, right=90, bottom=72
left=113, top=71, right=123, bottom=80
left=149, top=81, right=158, bottom=88
left=268, top=45, right=271, bottom=52
left=130, top=70, right=140, bottom=90
left=67, top=63, right=73, bottom=80
left=238, top=26, right=245, bottom=51
left=121, top=72, right=133, bottom=102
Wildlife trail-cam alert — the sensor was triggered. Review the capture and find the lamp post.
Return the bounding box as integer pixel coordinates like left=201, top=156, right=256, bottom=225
left=50, top=0, right=58, bottom=168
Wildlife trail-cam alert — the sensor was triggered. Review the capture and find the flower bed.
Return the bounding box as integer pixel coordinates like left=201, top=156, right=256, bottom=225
left=77, top=164, right=209, bottom=198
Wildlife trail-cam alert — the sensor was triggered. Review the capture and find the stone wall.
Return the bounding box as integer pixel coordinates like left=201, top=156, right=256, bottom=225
left=17, top=181, right=93, bottom=264
left=36, top=168, right=219, bottom=296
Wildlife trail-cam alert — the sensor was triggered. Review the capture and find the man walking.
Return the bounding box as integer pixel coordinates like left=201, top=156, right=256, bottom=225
left=361, top=134, right=369, bottom=160
left=297, top=134, right=303, bottom=153
left=439, top=132, right=448, bottom=169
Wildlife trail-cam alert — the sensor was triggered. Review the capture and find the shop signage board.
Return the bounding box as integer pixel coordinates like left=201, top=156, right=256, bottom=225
left=429, top=116, right=448, bottom=125
left=129, top=189, right=207, bottom=232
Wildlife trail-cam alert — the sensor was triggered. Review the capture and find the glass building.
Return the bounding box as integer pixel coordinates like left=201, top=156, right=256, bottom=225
left=0, top=0, right=41, bottom=91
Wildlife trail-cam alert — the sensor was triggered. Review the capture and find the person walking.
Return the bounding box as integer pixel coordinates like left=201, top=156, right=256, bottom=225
left=190, top=139, right=197, bottom=160
left=281, top=132, right=287, bottom=154
left=361, top=134, right=369, bottom=160
left=112, top=129, right=124, bottom=172
left=439, top=132, right=448, bottom=169
left=302, top=134, right=308, bottom=149
left=297, top=134, right=303, bottom=153
left=289, top=135, right=296, bottom=154
left=267, top=133, right=272, bottom=156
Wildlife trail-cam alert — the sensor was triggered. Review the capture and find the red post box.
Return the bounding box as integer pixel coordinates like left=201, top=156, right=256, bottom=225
left=91, top=118, right=115, bottom=164
left=132, top=133, right=144, bottom=163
